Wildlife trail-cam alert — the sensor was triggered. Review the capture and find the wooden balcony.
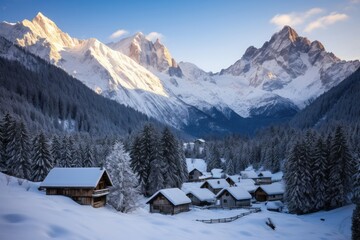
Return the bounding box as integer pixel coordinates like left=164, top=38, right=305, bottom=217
left=92, top=188, right=110, bottom=197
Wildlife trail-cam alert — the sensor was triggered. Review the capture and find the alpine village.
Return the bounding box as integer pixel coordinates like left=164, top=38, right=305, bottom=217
left=0, top=1, right=359, bottom=240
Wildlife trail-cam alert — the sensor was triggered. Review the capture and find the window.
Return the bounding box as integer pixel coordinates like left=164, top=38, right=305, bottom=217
left=225, top=192, right=229, bottom=196
left=223, top=199, right=227, bottom=203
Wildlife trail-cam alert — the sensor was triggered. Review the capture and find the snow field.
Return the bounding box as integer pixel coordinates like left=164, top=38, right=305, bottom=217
left=0, top=173, right=353, bottom=240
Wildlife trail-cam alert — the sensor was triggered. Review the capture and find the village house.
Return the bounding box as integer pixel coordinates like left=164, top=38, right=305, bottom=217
left=200, top=179, right=230, bottom=194
left=235, top=178, right=257, bottom=198
left=256, top=171, right=272, bottom=184
left=211, top=168, right=224, bottom=179
left=186, top=188, right=215, bottom=206
left=254, top=182, right=285, bottom=202
left=146, top=188, right=191, bottom=215
left=188, top=168, right=204, bottom=182
left=39, top=167, right=113, bottom=208
left=216, top=187, right=252, bottom=208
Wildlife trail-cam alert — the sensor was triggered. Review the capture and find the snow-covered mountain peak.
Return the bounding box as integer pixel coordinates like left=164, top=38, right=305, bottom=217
left=108, top=32, right=174, bottom=72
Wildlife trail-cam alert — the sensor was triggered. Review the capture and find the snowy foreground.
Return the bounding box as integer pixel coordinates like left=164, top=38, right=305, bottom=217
left=0, top=173, right=353, bottom=240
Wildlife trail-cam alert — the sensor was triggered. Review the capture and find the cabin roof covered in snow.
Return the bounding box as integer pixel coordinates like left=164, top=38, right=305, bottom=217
left=235, top=179, right=256, bottom=192
left=258, top=171, right=272, bottom=178
left=186, top=158, right=207, bottom=173
left=201, top=179, right=229, bottom=189
left=240, top=170, right=258, bottom=179
left=211, top=168, right=223, bottom=179
left=40, top=168, right=113, bottom=188
left=146, top=188, right=191, bottom=206
left=195, top=138, right=205, bottom=143
left=187, top=188, right=215, bottom=202
left=257, top=182, right=285, bottom=195
left=226, top=175, right=241, bottom=183
left=216, top=187, right=252, bottom=200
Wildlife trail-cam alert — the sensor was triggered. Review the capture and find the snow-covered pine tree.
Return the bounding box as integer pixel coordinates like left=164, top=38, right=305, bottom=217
left=68, top=135, right=79, bottom=167
left=130, top=124, right=159, bottom=196
left=328, top=126, right=355, bottom=207
left=324, top=133, right=334, bottom=210
left=32, top=132, right=53, bottom=182
left=353, top=159, right=360, bottom=203
left=148, top=158, right=165, bottom=196
left=313, top=137, right=328, bottom=211
left=1, top=113, right=16, bottom=173
left=83, top=142, right=94, bottom=167
left=50, top=135, right=62, bottom=167
left=178, top=142, right=189, bottom=184
left=352, top=204, right=360, bottom=240
left=8, top=121, right=31, bottom=179
left=105, top=141, right=139, bottom=213
left=160, top=127, right=179, bottom=188
left=206, top=144, right=222, bottom=172
left=59, top=136, right=72, bottom=167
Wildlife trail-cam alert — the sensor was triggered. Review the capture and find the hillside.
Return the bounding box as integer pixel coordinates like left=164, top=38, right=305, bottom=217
left=290, top=67, right=360, bottom=129
left=0, top=37, right=154, bottom=134
left=0, top=173, right=353, bottom=240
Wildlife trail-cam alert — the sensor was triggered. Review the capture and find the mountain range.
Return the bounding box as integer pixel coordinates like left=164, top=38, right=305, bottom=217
left=0, top=12, right=359, bottom=135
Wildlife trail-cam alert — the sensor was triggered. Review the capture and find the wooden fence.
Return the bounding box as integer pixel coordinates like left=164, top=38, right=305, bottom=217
left=195, top=207, right=261, bottom=224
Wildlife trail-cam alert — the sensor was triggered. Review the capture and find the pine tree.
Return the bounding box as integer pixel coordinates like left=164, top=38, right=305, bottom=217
left=50, top=135, right=62, bottom=167
left=82, top=143, right=94, bottom=167
left=32, top=132, right=53, bottom=182
left=130, top=124, right=158, bottom=196
left=105, top=142, right=139, bottom=212
left=207, top=144, right=221, bottom=172
left=148, top=158, right=165, bottom=196
left=353, top=159, right=360, bottom=204
left=328, top=126, right=354, bottom=208
left=352, top=204, right=360, bottom=240
left=1, top=113, right=17, bottom=173
left=9, top=121, right=31, bottom=179
left=160, top=127, right=181, bottom=188
left=313, top=137, right=328, bottom=210
left=59, top=136, right=72, bottom=167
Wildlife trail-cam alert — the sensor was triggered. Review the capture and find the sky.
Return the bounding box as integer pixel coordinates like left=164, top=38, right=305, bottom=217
left=0, top=0, right=359, bottom=72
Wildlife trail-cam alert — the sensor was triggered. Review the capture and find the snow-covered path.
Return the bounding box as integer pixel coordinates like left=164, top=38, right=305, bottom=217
left=0, top=173, right=353, bottom=240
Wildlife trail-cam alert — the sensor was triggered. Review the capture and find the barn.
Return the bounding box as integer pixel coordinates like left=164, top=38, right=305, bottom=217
left=186, top=188, right=215, bottom=206
left=146, top=188, right=191, bottom=215
left=216, top=187, right=252, bottom=208
left=39, top=167, right=113, bottom=208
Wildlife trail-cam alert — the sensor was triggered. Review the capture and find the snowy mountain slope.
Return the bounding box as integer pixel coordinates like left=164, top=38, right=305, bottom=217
left=0, top=173, right=353, bottom=240
left=0, top=13, right=189, bottom=127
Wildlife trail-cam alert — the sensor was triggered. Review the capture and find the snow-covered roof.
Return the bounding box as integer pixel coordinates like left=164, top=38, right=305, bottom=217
left=235, top=178, right=256, bottom=192
left=258, top=171, right=272, bottom=178
left=40, top=168, right=112, bottom=188
left=201, top=179, right=229, bottom=189
left=226, top=175, right=241, bottom=183
left=186, top=158, right=207, bottom=173
left=211, top=168, right=223, bottom=179
left=146, top=188, right=191, bottom=206
left=257, top=182, right=285, bottom=195
left=195, top=138, right=205, bottom=143
left=216, top=187, right=252, bottom=200
left=240, top=170, right=258, bottom=179
left=187, top=188, right=215, bottom=202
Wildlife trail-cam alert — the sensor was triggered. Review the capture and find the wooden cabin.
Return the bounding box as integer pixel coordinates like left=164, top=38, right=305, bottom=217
left=186, top=188, right=215, bottom=206
left=188, top=168, right=204, bottom=182
left=39, top=168, right=113, bottom=208
left=146, top=188, right=191, bottom=215
left=200, top=179, right=230, bottom=194
left=216, top=187, right=252, bottom=208
left=256, top=171, right=272, bottom=185
left=254, top=183, right=284, bottom=202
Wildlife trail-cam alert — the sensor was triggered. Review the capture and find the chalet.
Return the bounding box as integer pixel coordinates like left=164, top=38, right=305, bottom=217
left=146, top=188, right=191, bottom=215
left=216, top=187, right=252, bottom=208
left=186, top=188, right=215, bottom=206
left=211, top=168, right=224, bottom=179
left=188, top=168, right=204, bottom=182
left=240, top=170, right=258, bottom=180
left=256, top=171, right=272, bottom=184
left=200, top=179, right=230, bottom=194
left=226, top=175, right=241, bottom=186
left=39, top=167, right=113, bottom=208
left=254, top=182, right=284, bottom=202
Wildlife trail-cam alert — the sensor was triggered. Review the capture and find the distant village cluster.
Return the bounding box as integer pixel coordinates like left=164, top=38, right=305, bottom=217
left=39, top=138, right=284, bottom=215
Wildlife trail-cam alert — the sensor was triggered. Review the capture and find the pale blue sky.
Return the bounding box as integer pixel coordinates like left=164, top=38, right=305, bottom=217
left=0, top=0, right=359, bottom=72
